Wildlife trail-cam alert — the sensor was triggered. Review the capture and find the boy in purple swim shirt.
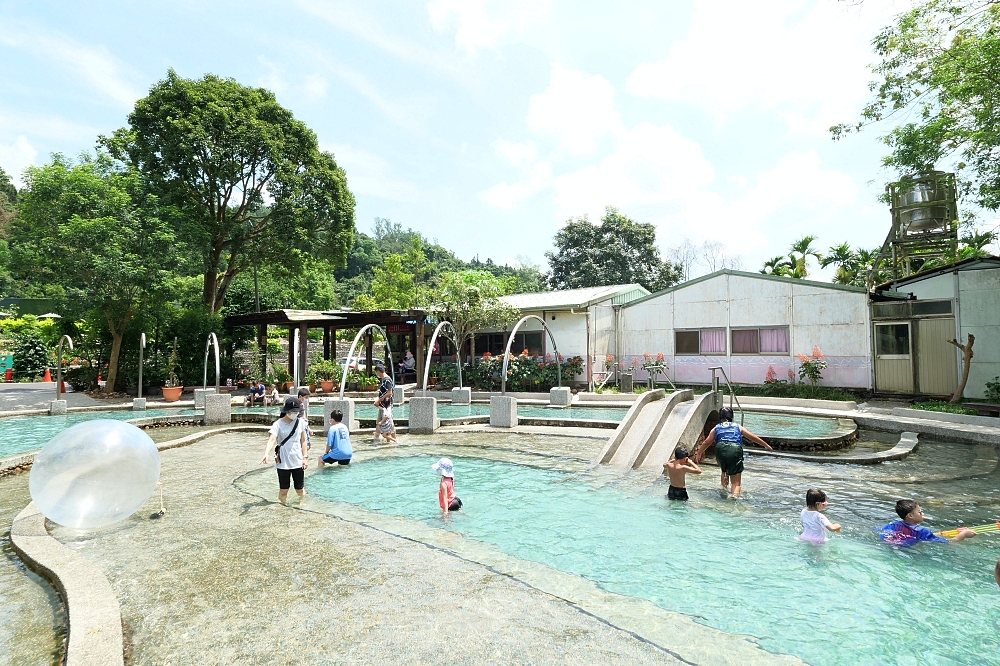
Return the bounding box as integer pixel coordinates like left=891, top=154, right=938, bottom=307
left=877, top=499, right=975, bottom=546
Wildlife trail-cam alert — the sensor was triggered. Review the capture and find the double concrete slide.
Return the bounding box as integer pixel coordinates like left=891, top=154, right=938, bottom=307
left=597, top=389, right=724, bottom=470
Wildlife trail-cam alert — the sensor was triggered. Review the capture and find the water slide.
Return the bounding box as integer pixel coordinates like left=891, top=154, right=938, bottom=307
left=597, top=389, right=723, bottom=471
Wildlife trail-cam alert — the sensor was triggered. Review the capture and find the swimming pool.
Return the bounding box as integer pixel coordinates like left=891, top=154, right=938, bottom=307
left=0, top=409, right=201, bottom=459
left=304, top=443, right=1000, bottom=666
left=234, top=403, right=630, bottom=421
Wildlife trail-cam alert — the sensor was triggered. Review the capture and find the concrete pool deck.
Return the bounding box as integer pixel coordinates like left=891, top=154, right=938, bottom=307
left=11, top=427, right=806, bottom=666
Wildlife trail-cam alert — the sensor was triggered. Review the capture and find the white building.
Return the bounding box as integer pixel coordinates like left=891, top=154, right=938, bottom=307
left=486, top=284, right=649, bottom=384
left=618, top=270, right=872, bottom=389
left=871, top=256, right=1000, bottom=398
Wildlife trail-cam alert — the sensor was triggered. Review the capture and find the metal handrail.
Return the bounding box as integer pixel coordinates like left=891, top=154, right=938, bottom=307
left=708, top=366, right=744, bottom=426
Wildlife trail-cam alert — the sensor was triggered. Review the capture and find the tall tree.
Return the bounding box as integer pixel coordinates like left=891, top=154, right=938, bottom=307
left=788, top=235, right=823, bottom=278
left=103, top=69, right=356, bottom=313
left=13, top=153, right=175, bottom=393
left=833, top=1, right=1000, bottom=212
left=545, top=207, right=681, bottom=292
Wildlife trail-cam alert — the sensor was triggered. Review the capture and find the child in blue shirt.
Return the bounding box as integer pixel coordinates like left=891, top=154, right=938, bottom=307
left=877, top=499, right=975, bottom=546
left=319, top=409, right=352, bottom=466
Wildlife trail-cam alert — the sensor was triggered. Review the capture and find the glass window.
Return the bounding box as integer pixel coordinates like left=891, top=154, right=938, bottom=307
left=675, top=331, right=700, bottom=355
left=876, top=324, right=910, bottom=356
left=732, top=329, right=760, bottom=354
left=759, top=328, right=789, bottom=354
left=511, top=332, right=544, bottom=355
left=700, top=329, right=726, bottom=354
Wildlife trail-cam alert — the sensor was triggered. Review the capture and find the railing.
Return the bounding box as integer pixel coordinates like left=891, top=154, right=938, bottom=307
left=708, top=366, right=744, bottom=426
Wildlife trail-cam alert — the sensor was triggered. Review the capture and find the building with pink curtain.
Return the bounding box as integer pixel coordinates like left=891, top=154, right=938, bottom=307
left=617, top=270, right=872, bottom=389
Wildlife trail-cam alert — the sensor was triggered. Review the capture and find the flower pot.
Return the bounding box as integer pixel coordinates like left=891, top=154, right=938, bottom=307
left=320, top=380, right=334, bottom=393
left=283, top=381, right=295, bottom=393
left=162, top=386, right=183, bottom=402
left=309, top=383, right=317, bottom=393
left=428, top=377, right=438, bottom=387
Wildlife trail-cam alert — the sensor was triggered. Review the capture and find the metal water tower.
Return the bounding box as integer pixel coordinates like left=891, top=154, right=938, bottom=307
left=869, top=170, right=959, bottom=288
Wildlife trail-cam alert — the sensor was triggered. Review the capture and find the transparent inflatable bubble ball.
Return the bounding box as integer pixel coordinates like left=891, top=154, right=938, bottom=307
left=29, top=419, right=160, bottom=529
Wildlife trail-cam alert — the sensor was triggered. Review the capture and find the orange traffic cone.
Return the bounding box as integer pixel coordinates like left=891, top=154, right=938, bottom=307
left=43, top=367, right=52, bottom=382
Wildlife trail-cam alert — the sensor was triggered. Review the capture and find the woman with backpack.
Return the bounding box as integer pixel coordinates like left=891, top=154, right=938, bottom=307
left=260, top=397, right=309, bottom=503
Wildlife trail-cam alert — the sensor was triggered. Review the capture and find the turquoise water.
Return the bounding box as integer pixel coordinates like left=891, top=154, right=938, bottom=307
left=234, top=403, right=630, bottom=421
left=309, top=453, right=1000, bottom=666
left=0, top=409, right=199, bottom=459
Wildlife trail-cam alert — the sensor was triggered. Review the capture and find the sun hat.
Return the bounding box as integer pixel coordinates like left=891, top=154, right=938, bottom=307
left=431, top=457, right=454, bottom=478
left=280, top=397, right=301, bottom=417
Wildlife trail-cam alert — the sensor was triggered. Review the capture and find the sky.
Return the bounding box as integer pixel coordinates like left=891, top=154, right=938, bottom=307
left=0, top=0, right=937, bottom=281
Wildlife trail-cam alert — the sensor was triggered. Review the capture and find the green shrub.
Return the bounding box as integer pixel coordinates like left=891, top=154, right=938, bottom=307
left=985, top=376, right=1000, bottom=404
left=912, top=400, right=978, bottom=415
left=11, top=330, right=49, bottom=380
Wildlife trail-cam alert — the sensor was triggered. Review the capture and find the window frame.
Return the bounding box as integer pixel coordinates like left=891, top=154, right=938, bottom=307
left=730, top=326, right=791, bottom=356
left=875, top=321, right=912, bottom=359
left=698, top=328, right=728, bottom=356
left=674, top=330, right=702, bottom=356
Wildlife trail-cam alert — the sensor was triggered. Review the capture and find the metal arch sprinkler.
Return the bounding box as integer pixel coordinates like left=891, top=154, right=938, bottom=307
left=138, top=333, right=146, bottom=399
left=500, top=315, right=562, bottom=395
left=55, top=335, right=73, bottom=402
left=203, top=332, right=220, bottom=390
left=338, top=324, right=396, bottom=400
left=422, top=321, right=463, bottom=392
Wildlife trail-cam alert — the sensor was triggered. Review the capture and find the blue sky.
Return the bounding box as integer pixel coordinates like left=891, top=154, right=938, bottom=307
left=1, top=0, right=931, bottom=280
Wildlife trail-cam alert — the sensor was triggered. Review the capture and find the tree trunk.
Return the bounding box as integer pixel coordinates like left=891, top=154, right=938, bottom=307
left=104, top=326, right=124, bottom=395
left=948, top=334, right=975, bottom=404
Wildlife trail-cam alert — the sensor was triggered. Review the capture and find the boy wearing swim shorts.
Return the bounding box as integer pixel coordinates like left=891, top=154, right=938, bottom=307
left=693, top=407, right=772, bottom=497
left=662, top=445, right=701, bottom=500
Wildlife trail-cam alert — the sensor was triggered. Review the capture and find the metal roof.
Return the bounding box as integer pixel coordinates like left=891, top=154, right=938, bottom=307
left=223, top=309, right=428, bottom=328
left=624, top=269, right=868, bottom=308
left=873, top=256, right=1000, bottom=291
left=502, top=284, right=649, bottom=311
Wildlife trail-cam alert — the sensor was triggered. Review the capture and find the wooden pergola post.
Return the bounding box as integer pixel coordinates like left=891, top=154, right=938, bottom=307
left=323, top=326, right=331, bottom=361
left=287, top=326, right=295, bottom=377
left=298, top=322, right=309, bottom=386
left=365, top=329, right=373, bottom=377
left=414, top=320, right=425, bottom=388
left=257, top=324, right=267, bottom=379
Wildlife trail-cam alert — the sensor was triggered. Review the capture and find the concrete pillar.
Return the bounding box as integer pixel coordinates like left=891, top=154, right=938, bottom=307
left=621, top=373, right=633, bottom=393
left=49, top=400, right=67, bottom=416
left=408, top=396, right=439, bottom=434
left=194, top=387, right=216, bottom=409
left=204, top=393, right=232, bottom=425
left=490, top=395, right=518, bottom=428
left=324, top=398, right=355, bottom=434
left=451, top=387, right=471, bottom=405
left=550, top=387, right=572, bottom=406
left=392, top=386, right=405, bottom=405
left=132, top=398, right=147, bottom=411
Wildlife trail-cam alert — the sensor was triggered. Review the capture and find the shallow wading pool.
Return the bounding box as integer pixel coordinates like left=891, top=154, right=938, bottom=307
left=256, top=436, right=1000, bottom=666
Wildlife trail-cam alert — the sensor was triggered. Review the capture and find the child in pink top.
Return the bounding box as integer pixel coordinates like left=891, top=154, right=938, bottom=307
left=433, top=457, right=462, bottom=513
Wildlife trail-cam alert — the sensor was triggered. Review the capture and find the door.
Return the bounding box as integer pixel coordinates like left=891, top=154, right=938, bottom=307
left=917, top=317, right=958, bottom=396
left=875, top=322, right=913, bottom=393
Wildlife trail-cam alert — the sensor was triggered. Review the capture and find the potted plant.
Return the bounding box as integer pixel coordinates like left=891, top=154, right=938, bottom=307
left=310, top=360, right=341, bottom=393
left=161, top=338, right=183, bottom=402
left=272, top=365, right=293, bottom=393
left=428, top=364, right=439, bottom=387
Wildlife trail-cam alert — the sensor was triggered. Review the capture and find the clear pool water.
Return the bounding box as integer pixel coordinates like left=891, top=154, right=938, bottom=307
left=234, top=403, right=630, bottom=421
left=0, top=409, right=200, bottom=459
left=308, top=450, right=1000, bottom=666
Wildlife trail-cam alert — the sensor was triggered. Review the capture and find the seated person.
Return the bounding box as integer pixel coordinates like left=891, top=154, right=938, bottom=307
left=877, top=499, right=975, bottom=546
left=264, top=384, right=280, bottom=407
left=397, top=351, right=416, bottom=374
left=244, top=380, right=266, bottom=407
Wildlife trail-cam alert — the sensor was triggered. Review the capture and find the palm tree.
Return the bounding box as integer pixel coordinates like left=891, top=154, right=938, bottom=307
left=959, top=227, right=998, bottom=259
left=822, top=242, right=857, bottom=285
left=787, top=235, right=823, bottom=278
left=760, top=255, right=793, bottom=276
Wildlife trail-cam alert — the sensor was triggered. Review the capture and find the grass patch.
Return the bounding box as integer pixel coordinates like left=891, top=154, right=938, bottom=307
left=910, top=400, right=979, bottom=415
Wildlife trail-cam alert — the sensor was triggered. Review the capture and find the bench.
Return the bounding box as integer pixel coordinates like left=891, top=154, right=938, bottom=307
left=963, top=402, right=1000, bottom=417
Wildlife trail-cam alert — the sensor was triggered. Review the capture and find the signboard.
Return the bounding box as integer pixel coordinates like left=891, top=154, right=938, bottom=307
left=0, top=355, right=11, bottom=371
left=386, top=324, right=413, bottom=333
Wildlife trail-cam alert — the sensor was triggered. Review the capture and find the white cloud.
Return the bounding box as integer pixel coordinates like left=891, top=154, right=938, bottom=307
left=625, top=0, right=895, bottom=134
left=0, top=19, right=140, bottom=109
left=492, top=139, right=536, bottom=166
left=325, top=143, right=422, bottom=203
left=527, top=64, right=622, bottom=155
left=481, top=160, right=552, bottom=209
left=0, top=136, right=38, bottom=186
left=0, top=111, right=98, bottom=143
left=427, top=0, right=551, bottom=52
left=303, top=74, right=329, bottom=101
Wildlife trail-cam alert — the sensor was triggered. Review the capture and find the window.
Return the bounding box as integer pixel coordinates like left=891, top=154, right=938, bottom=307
left=700, top=329, right=726, bottom=354
left=675, top=331, right=700, bottom=355
left=731, top=327, right=789, bottom=354
left=732, top=329, right=759, bottom=354
left=876, top=323, right=910, bottom=356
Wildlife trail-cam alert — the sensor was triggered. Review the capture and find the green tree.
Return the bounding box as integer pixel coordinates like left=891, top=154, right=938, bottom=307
left=13, top=153, right=176, bottom=392
left=833, top=1, right=1000, bottom=211
left=821, top=242, right=858, bottom=284
left=788, top=235, right=823, bottom=278
left=103, top=69, right=356, bottom=314
left=545, top=207, right=682, bottom=292
left=431, top=271, right=519, bottom=363
left=760, top=255, right=793, bottom=277
left=0, top=166, right=16, bottom=204
left=959, top=227, right=999, bottom=258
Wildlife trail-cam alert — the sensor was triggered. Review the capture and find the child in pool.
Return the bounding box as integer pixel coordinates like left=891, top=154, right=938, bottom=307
left=662, top=446, right=701, bottom=501
left=876, top=499, right=976, bottom=546
left=798, top=489, right=841, bottom=544
left=693, top=407, right=773, bottom=497
left=433, top=457, right=462, bottom=513
left=319, top=409, right=352, bottom=466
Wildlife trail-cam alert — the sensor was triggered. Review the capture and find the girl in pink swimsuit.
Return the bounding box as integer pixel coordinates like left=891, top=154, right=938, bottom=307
left=433, top=457, right=462, bottom=513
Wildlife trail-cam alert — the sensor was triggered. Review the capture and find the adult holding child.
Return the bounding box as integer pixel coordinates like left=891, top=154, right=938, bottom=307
left=693, top=406, right=772, bottom=498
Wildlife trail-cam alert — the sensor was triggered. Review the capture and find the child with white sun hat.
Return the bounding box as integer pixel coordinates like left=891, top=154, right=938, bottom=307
left=433, top=457, right=462, bottom=513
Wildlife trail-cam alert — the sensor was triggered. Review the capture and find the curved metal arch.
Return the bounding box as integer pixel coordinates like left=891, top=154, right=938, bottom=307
left=55, top=335, right=73, bottom=401
left=500, top=315, right=562, bottom=394
left=339, top=324, right=396, bottom=399
left=422, top=321, right=463, bottom=391
left=138, top=333, right=147, bottom=399
left=203, top=332, right=220, bottom=390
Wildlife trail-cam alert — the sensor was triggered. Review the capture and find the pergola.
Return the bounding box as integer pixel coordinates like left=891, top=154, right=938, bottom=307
left=223, top=309, right=430, bottom=384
